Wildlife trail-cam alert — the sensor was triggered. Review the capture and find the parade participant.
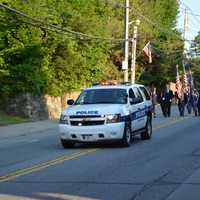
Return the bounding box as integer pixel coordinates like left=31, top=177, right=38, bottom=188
left=175, top=87, right=186, bottom=117
left=162, top=84, right=174, bottom=117
left=150, top=86, right=157, bottom=118
left=197, top=89, right=200, bottom=116
left=158, top=91, right=166, bottom=117
left=191, top=89, right=199, bottom=116
left=186, top=91, right=192, bottom=114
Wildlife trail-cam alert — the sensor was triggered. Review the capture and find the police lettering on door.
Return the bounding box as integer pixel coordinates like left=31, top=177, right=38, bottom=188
left=135, top=109, right=146, bottom=119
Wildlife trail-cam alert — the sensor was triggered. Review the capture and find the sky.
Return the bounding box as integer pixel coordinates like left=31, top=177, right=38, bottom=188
left=177, top=0, right=200, bottom=41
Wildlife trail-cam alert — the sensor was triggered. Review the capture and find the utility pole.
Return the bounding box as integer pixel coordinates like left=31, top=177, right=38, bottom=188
left=131, top=20, right=140, bottom=84
left=183, top=8, right=189, bottom=59
left=123, top=0, right=129, bottom=82
left=183, top=9, right=188, bottom=73
left=182, top=8, right=189, bottom=91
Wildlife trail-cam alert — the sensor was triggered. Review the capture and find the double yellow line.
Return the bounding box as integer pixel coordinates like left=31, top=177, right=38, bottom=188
left=0, top=149, right=97, bottom=183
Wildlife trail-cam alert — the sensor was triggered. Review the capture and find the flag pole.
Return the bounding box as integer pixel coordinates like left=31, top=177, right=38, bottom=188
left=176, top=64, right=181, bottom=98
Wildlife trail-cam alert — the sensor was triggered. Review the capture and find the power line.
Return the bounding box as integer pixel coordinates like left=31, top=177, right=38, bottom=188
left=0, top=2, right=182, bottom=43
left=102, top=0, right=183, bottom=42
left=180, top=7, right=200, bottom=18
left=0, top=13, right=124, bottom=44
left=188, top=12, right=200, bottom=18
left=0, top=3, right=125, bottom=43
left=152, top=45, right=183, bottom=54
left=130, top=5, right=183, bottom=43
left=98, top=0, right=125, bottom=8
left=132, top=0, right=199, bottom=45
left=0, top=13, right=78, bottom=40
left=188, top=28, right=200, bottom=35
left=179, top=8, right=200, bottom=30
left=178, top=0, right=200, bottom=25
left=0, top=2, right=186, bottom=57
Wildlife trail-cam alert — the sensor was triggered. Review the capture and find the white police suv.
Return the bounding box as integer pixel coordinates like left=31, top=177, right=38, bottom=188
left=59, top=82, right=153, bottom=148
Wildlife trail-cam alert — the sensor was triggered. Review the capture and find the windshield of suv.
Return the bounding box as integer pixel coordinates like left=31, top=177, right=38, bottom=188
left=75, top=89, right=127, bottom=105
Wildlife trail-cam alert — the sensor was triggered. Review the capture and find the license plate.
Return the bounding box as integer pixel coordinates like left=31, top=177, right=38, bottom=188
left=81, top=135, right=93, bottom=141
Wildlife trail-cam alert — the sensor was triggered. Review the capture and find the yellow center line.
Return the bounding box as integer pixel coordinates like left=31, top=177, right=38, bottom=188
left=0, top=149, right=97, bottom=183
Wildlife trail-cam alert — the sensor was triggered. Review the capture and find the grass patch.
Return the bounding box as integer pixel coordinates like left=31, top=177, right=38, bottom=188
left=0, top=111, right=29, bottom=126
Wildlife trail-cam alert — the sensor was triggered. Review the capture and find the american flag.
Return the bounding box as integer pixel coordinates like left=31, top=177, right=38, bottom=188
left=187, top=69, right=194, bottom=89
left=183, top=71, right=189, bottom=92
left=176, top=65, right=182, bottom=98
left=143, top=41, right=152, bottom=63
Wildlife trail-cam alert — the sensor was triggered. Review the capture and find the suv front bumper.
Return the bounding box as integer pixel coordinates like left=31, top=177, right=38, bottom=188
left=59, top=122, right=125, bottom=142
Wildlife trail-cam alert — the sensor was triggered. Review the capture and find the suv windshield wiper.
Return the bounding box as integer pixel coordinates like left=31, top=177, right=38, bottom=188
left=93, top=101, right=115, bottom=104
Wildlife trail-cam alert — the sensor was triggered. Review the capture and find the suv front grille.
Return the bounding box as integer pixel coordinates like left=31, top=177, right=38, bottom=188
left=70, top=115, right=102, bottom=119
left=70, top=120, right=105, bottom=126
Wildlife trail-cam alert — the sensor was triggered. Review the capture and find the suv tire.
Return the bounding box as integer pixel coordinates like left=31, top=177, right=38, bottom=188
left=61, top=139, right=75, bottom=148
left=141, top=116, right=152, bottom=140
left=121, top=122, right=132, bottom=147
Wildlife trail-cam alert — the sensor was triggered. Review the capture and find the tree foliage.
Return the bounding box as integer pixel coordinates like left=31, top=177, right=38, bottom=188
left=131, top=0, right=183, bottom=88
left=188, top=32, right=200, bottom=88
left=0, top=0, right=183, bottom=97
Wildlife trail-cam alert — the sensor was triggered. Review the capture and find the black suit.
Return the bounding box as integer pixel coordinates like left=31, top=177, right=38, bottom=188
left=162, top=90, right=173, bottom=117
left=197, top=90, right=200, bottom=116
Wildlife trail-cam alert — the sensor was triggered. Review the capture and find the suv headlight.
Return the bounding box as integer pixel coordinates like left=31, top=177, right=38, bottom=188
left=106, top=114, right=121, bottom=124
left=59, top=114, right=70, bottom=124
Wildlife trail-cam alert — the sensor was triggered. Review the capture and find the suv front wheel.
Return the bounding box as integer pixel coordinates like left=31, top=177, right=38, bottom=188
left=141, top=116, right=152, bottom=140
left=121, top=122, right=132, bottom=147
left=61, top=139, right=75, bottom=148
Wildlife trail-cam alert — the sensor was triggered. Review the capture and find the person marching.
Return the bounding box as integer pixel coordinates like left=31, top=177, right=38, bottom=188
left=175, top=86, right=186, bottom=117
left=185, top=91, right=192, bottom=114
left=190, top=89, right=199, bottom=116
left=197, top=89, right=200, bottom=116
left=187, top=69, right=199, bottom=116
left=162, top=84, right=174, bottom=117
left=157, top=90, right=165, bottom=117
left=150, top=85, right=157, bottom=118
left=175, top=65, right=185, bottom=117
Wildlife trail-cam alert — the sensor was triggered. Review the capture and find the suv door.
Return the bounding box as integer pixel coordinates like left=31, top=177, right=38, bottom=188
left=139, top=86, right=152, bottom=118
left=132, top=87, right=146, bottom=129
left=128, top=88, right=140, bottom=131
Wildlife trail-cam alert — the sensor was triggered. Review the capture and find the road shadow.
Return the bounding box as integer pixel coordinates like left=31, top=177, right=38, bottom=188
left=56, top=134, right=146, bottom=150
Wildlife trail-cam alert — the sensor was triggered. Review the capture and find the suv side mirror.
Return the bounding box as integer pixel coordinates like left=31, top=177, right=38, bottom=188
left=67, top=99, right=74, bottom=105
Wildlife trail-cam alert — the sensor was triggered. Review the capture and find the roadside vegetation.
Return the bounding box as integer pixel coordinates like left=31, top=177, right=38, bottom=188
left=0, top=111, right=29, bottom=126
left=188, top=32, right=200, bottom=88
left=0, top=0, right=184, bottom=99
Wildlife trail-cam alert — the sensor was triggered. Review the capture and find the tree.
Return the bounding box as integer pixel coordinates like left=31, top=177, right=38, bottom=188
left=130, top=0, right=183, bottom=88
left=0, top=0, right=183, bottom=97
left=0, top=0, right=123, bottom=97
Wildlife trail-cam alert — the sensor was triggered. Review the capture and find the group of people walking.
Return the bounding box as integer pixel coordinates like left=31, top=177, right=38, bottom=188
left=150, top=83, right=200, bottom=118
left=175, top=87, right=200, bottom=117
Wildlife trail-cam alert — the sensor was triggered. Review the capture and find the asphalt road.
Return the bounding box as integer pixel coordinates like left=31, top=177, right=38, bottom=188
left=0, top=107, right=200, bottom=200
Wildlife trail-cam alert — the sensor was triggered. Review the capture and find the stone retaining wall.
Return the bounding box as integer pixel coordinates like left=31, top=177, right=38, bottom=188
left=2, top=92, right=80, bottom=120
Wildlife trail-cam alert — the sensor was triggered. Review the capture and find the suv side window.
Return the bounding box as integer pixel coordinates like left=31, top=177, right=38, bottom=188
left=129, top=88, right=135, bottom=99
left=129, top=89, right=136, bottom=105
left=135, top=88, right=144, bottom=102
left=139, top=87, right=151, bottom=100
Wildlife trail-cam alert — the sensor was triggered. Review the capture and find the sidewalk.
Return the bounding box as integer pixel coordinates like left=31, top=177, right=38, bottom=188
left=0, top=120, right=58, bottom=140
